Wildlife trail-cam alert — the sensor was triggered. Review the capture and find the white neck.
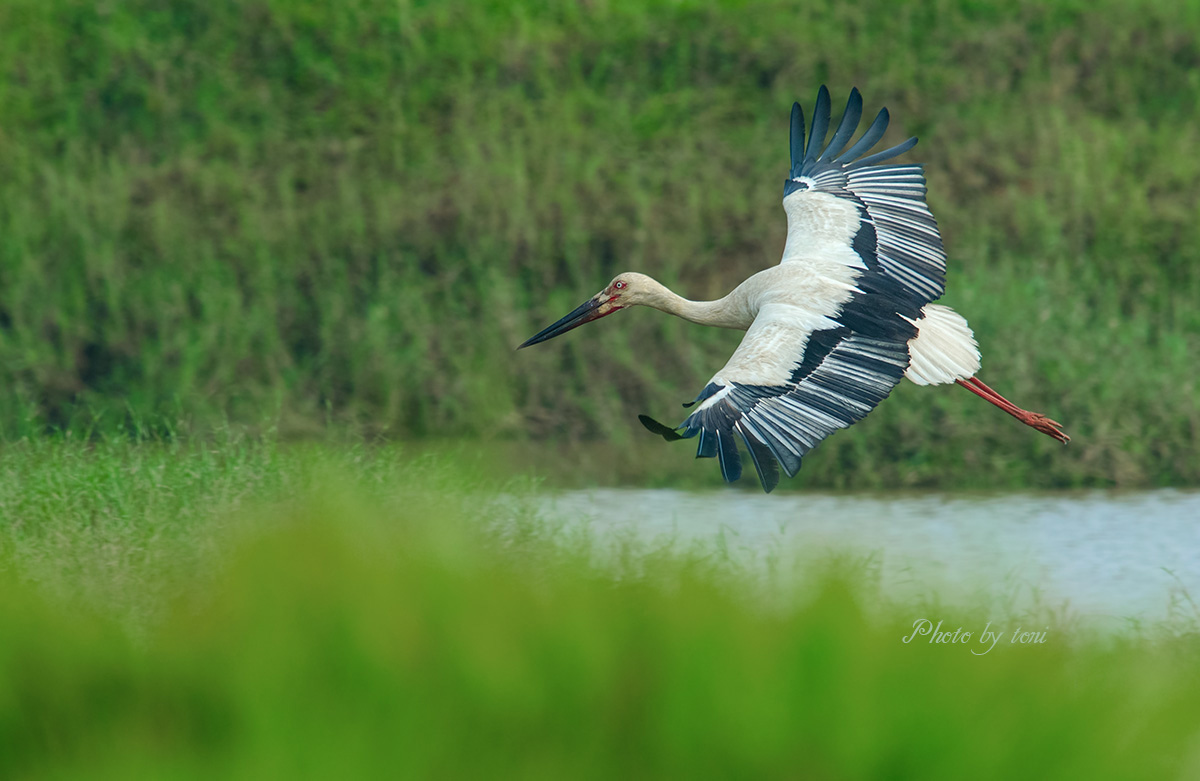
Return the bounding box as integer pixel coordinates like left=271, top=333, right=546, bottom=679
left=637, top=277, right=752, bottom=330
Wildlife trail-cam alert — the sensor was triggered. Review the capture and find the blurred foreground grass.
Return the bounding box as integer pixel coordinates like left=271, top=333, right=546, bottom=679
left=2, top=437, right=1200, bottom=778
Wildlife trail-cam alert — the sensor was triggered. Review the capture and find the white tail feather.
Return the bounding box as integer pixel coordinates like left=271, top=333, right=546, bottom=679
left=905, top=304, right=981, bottom=385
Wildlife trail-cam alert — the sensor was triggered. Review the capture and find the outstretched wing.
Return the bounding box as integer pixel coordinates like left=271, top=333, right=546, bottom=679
left=783, top=86, right=946, bottom=303
left=639, top=87, right=937, bottom=492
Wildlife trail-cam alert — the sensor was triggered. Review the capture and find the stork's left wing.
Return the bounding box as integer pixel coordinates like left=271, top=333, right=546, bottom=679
left=781, top=86, right=948, bottom=304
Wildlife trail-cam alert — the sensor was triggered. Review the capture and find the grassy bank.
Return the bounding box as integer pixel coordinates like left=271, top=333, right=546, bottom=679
left=0, top=439, right=1198, bottom=777
left=1, top=0, right=1197, bottom=488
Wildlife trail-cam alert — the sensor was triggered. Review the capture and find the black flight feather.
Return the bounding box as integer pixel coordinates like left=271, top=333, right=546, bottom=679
left=683, top=382, right=723, bottom=409
left=819, top=87, right=863, bottom=162
left=762, top=434, right=803, bottom=479
left=789, top=102, right=805, bottom=179
left=803, top=85, right=831, bottom=165
left=848, top=136, right=919, bottom=169
left=737, top=427, right=780, bottom=493
left=638, top=414, right=684, bottom=441
left=716, top=430, right=742, bottom=482
left=835, top=107, right=890, bottom=164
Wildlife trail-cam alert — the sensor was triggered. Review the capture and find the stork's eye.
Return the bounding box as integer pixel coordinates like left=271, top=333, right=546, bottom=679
left=614, top=280, right=626, bottom=290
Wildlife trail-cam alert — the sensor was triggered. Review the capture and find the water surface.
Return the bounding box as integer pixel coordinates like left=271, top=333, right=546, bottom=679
left=544, top=489, right=1200, bottom=626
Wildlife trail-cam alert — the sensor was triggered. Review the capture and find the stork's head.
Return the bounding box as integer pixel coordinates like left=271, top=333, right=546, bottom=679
left=518, top=273, right=652, bottom=348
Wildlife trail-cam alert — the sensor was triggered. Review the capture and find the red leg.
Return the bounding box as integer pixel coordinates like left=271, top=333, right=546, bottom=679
left=955, top=377, right=1070, bottom=444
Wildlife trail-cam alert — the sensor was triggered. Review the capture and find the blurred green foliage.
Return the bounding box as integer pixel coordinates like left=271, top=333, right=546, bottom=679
left=1, top=440, right=1199, bottom=778
left=0, top=0, right=1197, bottom=488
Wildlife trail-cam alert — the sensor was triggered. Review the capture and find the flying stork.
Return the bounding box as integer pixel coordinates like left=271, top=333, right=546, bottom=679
left=519, top=86, right=1069, bottom=492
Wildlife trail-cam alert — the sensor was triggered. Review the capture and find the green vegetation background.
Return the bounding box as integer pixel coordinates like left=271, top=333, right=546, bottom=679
left=2, top=0, right=1198, bottom=489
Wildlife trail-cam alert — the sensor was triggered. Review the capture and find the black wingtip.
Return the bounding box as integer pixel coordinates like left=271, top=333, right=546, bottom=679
left=715, top=430, right=743, bottom=483
left=638, top=414, right=684, bottom=442
left=819, top=87, right=864, bottom=163
left=834, top=106, right=889, bottom=165
left=789, top=101, right=805, bottom=179
left=848, top=135, right=918, bottom=169
left=803, top=85, right=832, bottom=165
left=737, top=429, right=780, bottom=493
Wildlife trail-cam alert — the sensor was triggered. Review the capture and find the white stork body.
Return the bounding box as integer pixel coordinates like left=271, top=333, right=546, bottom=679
left=520, top=86, right=1067, bottom=492
left=582, top=270, right=980, bottom=389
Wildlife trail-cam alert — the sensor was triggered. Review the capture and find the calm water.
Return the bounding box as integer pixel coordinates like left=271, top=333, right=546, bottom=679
left=543, top=489, right=1200, bottom=625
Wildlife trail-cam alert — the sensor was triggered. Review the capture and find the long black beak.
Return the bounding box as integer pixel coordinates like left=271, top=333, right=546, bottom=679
left=518, top=297, right=605, bottom=349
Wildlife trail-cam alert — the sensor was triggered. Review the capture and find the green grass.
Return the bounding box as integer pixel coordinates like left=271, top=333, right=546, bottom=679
left=1, top=438, right=1199, bottom=778
left=0, top=430, right=509, bottom=629
left=1, top=0, right=1198, bottom=488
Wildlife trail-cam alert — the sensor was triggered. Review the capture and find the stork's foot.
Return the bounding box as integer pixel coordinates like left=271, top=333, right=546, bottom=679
left=956, top=377, right=1070, bottom=444
left=1012, top=410, right=1070, bottom=444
